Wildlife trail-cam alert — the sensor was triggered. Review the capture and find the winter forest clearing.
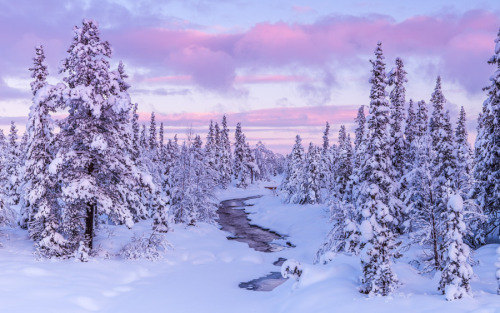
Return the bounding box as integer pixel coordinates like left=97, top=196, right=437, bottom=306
left=1, top=2, right=500, bottom=312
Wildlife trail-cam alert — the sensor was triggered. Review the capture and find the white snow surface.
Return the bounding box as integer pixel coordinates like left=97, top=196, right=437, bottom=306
left=0, top=178, right=499, bottom=312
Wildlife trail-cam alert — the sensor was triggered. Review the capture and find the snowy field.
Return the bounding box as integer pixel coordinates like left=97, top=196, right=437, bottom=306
left=0, top=179, right=499, bottom=313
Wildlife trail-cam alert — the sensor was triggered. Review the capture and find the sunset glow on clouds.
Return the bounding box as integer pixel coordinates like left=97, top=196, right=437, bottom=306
left=0, top=0, right=499, bottom=152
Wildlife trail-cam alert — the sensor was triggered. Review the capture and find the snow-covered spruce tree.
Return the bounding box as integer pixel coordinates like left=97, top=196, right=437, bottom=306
left=316, top=128, right=358, bottom=262
left=5, top=121, right=21, bottom=207
left=20, top=44, right=49, bottom=229
left=171, top=132, right=217, bottom=225
left=429, top=78, right=457, bottom=232
left=454, top=106, right=474, bottom=199
left=233, top=122, right=255, bottom=188
left=253, top=141, right=276, bottom=181
left=159, top=122, right=165, bottom=149
left=403, top=131, right=443, bottom=270
left=439, top=194, right=473, bottom=300
left=472, top=28, right=500, bottom=244
left=214, top=122, right=221, bottom=174
left=334, top=125, right=353, bottom=197
left=358, top=42, right=399, bottom=296
left=130, top=103, right=140, bottom=161
left=149, top=112, right=157, bottom=151
left=403, top=99, right=417, bottom=173
left=233, top=122, right=244, bottom=181
left=56, top=19, right=145, bottom=251
left=0, top=128, right=16, bottom=231
left=353, top=105, right=366, bottom=169
left=299, top=143, right=321, bottom=204
left=315, top=196, right=359, bottom=263
left=219, top=115, right=233, bottom=188
left=320, top=121, right=333, bottom=189
left=280, top=135, right=305, bottom=204
left=387, top=57, right=407, bottom=182
left=430, top=77, right=456, bottom=198
left=205, top=120, right=219, bottom=185
left=20, top=45, right=68, bottom=257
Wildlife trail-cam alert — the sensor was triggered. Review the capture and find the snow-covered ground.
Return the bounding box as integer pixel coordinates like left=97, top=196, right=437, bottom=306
left=0, top=179, right=499, bottom=313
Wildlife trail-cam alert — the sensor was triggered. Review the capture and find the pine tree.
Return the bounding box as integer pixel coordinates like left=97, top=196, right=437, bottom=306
left=430, top=77, right=457, bottom=218
left=280, top=135, right=305, bottom=204
left=300, top=143, right=321, bottom=204
left=334, top=125, right=353, bottom=197
left=388, top=57, right=407, bottom=181
left=454, top=107, right=473, bottom=199
left=404, top=99, right=417, bottom=173
left=358, top=42, right=399, bottom=296
left=404, top=131, right=442, bottom=270
left=234, top=122, right=253, bottom=188
left=320, top=122, right=332, bottom=189
left=20, top=45, right=68, bottom=257
left=171, top=132, right=217, bottom=224
left=149, top=112, right=157, bottom=151
left=56, top=19, right=143, bottom=251
left=205, top=121, right=219, bottom=184
left=5, top=121, right=21, bottom=206
left=253, top=141, right=279, bottom=181
left=439, top=195, right=473, bottom=300
left=354, top=105, right=366, bottom=167
left=140, top=124, right=148, bottom=150
left=219, top=116, right=232, bottom=188
left=131, top=103, right=140, bottom=161
left=472, top=28, right=500, bottom=244
left=0, top=128, right=15, bottom=231
left=159, top=122, right=165, bottom=150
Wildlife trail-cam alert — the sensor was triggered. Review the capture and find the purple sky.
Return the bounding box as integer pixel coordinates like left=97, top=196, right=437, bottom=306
left=1, top=0, right=499, bottom=152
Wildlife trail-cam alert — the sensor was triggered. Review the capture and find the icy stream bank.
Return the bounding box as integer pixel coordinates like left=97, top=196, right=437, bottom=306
left=217, top=196, right=291, bottom=291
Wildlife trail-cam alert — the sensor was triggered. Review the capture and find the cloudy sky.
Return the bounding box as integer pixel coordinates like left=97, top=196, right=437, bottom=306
left=1, top=0, right=499, bottom=152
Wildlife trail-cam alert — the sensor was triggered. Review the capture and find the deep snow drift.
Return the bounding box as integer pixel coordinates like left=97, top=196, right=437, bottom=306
left=0, top=179, right=498, bottom=313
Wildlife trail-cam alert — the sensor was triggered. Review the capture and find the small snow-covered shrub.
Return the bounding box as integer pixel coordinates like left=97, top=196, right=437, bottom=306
left=120, top=232, right=171, bottom=261
left=74, top=241, right=89, bottom=262
left=281, top=259, right=303, bottom=280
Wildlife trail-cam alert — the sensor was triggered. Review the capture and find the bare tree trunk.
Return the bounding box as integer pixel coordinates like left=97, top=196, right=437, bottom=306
left=85, top=162, right=95, bottom=250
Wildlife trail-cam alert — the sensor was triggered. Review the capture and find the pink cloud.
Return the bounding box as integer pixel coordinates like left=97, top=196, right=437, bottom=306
left=1, top=4, right=499, bottom=99
left=108, top=10, right=500, bottom=94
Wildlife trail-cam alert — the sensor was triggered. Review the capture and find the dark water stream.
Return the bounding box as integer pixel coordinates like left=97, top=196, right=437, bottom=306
left=217, top=196, right=291, bottom=291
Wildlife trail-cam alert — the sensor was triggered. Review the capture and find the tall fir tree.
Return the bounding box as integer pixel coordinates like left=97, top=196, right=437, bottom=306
left=387, top=57, right=407, bottom=181
left=56, top=19, right=146, bottom=252
left=20, top=45, right=67, bottom=257
left=472, top=28, right=500, bottom=243
left=280, top=135, right=305, bottom=204
left=320, top=122, right=333, bottom=190
left=403, top=99, right=417, bottom=173
left=149, top=112, right=157, bottom=151
left=353, top=105, right=366, bottom=169
left=454, top=106, right=474, bottom=199
left=334, top=125, right=353, bottom=197
left=171, top=132, right=217, bottom=224
left=5, top=121, right=21, bottom=206
left=430, top=77, right=457, bottom=218
left=219, top=115, right=232, bottom=188
left=358, top=42, right=399, bottom=296
left=299, top=143, right=321, bottom=204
